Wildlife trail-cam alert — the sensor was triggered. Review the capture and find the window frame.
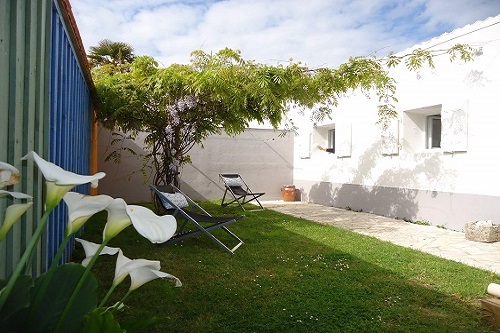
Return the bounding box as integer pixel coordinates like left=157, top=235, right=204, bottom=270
left=327, top=128, right=335, bottom=153
left=426, top=114, right=441, bottom=149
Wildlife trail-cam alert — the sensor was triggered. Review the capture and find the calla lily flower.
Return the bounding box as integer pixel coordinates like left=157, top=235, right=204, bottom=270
left=22, top=151, right=106, bottom=209
left=21, top=151, right=106, bottom=188
left=0, top=191, right=33, bottom=241
left=0, top=161, right=20, bottom=188
left=0, top=190, right=33, bottom=200
left=98, top=249, right=164, bottom=307
left=75, top=238, right=120, bottom=267
left=129, top=266, right=181, bottom=291
left=63, top=192, right=114, bottom=237
left=103, top=198, right=132, bottom=241
left=126, top=205, right=177, bottom=244
left=113, top=250, right=161, bottom=286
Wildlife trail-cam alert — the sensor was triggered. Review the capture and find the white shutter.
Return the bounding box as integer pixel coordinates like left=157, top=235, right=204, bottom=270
left=381, top=118, right=399, bottom=155
left=441, top=108, right=468, bottom=152
left=298, top=130, right=311, bottom=159
left=336, top=122, right=352, bottom=157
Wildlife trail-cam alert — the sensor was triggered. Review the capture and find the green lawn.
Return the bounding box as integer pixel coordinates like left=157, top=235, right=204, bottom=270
left=76, top=202, right=500, bottom=333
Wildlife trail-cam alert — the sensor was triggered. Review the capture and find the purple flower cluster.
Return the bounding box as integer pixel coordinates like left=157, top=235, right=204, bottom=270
left=168, top=159, right=180, bottom=171
left=165, top=126, right=173, bottom=142
left=176, top=95, right=197, bottom=112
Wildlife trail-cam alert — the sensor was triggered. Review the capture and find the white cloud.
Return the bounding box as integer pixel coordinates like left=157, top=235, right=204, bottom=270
left=71, top=0, right=500, bottom=67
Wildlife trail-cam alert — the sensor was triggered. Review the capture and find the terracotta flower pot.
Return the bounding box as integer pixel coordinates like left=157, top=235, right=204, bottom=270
left=281, top=185, right=296, bottom=202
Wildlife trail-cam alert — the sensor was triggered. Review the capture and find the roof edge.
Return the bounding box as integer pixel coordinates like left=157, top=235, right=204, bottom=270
left=56, top=0, right=97, bottom=103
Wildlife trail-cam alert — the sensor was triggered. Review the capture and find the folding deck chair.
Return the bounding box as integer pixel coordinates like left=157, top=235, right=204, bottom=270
left=149, top=184, right=244, bottom=253
left=219, top=173, right=265, bottom=211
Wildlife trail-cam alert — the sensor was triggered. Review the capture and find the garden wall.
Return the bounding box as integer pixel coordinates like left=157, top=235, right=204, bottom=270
left=97, top=127, right=294, bottom=204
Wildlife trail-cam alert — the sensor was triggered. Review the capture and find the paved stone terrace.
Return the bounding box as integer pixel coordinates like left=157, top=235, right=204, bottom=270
left=261, top=201, right=500, bottom=274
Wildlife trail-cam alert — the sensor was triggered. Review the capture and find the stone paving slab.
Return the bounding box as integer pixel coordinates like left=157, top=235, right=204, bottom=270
left=261, top=201, right=500, bottom=274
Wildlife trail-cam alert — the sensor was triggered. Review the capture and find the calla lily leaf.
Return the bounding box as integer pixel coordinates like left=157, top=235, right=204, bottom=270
left=0, top=161, right=20, bottom=188
left=84, top=307, right=122, bottom=333
left=129, top=267, right=181, bottom=291
left=103, top=199, right=132, bottom=241
left=63, top=192, right=113, bottom=237
left=126, top=205, right=177, bottom=244
left=75, top=238, right=120, bottom=267
left=113, top=250, right=161, bottom=286
left=21, top=151, right=106, bottom=188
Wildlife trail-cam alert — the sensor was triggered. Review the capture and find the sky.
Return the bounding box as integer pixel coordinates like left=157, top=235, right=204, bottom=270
left=71, top=0, right=500, bottom=69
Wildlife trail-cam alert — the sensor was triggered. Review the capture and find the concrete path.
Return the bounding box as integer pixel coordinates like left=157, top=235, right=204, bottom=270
left=261, top=201, right=500, bottom=274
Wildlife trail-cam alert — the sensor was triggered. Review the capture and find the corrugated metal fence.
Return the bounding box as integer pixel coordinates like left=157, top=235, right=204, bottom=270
left=0, top=0, right=93, bottom=279
left=47, top=0, right=92, bottom=268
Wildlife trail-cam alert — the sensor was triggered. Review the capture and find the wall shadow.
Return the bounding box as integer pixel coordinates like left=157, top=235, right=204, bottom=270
left=308, top=141, right=456, bottom=222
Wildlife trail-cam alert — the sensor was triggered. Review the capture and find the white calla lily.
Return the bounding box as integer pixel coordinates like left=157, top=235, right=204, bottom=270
left=75, top=238, right=120, bottom=267
left=0, top=190, right=33, bottom=199
left=22, top=151, right=106, bottom=209
left=0, top=161, right=20, bottom=188
left=0, top=190, right=33, bottom=240
left=103, top=198, right=132, bottom=241
left=0, top=203, right=33, bottom=241
left=21, top=151, right=106, bottom=188
left=129, top=266, right=182, bottom=291
left=63, top=192, right=114, bottom=237
left=113, top=250, right=161, bottom=286
left=126, top=205, right=177, bottom=244
left=99, top=250, right=179, bottom=308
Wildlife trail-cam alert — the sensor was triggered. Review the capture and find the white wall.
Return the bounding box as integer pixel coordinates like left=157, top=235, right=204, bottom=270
left=97, top=126, right=294, bottom=203
left=293, top=15, right=500, bottom=230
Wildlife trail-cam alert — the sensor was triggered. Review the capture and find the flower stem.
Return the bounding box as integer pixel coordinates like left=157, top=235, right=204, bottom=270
left=0, top=207, right=54, bottom=312
left=99, top=283, right=118, bottom=308
left=112, top=289, right=133, bottom=314
left=54, top=240, right=109, bottom=333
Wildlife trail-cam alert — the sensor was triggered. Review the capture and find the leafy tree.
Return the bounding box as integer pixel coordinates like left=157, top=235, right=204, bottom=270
left=91, top=45, right=473, bottom=190
left=88, top=39, right=135, bottom=68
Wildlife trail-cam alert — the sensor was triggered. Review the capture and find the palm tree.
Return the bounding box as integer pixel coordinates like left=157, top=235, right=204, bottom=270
left=87, top=39, right=135, bottom=68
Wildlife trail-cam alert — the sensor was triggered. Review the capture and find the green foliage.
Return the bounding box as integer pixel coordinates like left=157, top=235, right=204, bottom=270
left=88, top=39, right=135, bottom=68
left=84, top=308, right=122, bottom=333
left=0, top=275, right=33, bottom=328
left=0, top=264, right=98, bottom=333
left=448, top=43, right=475, bottom=62
left=91, top=44, right=474, bottom=187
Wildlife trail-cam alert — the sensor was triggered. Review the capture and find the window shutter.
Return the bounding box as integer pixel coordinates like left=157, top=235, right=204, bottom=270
left=381, top=118, right=399, bottom=155
left=441, top=108, right=468, bottom=152
left=336, top=122, right=352, bottom=157
left=298, top=130, right=311, bottom=159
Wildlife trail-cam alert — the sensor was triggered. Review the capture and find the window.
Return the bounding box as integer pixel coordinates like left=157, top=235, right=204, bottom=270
left=327, top=129, right=335, bottom=153
left=403, top=104, right=441, bottom=152
left=311, top=124, right=335, bottom=155
left=426, top=115, right=441, bottom=149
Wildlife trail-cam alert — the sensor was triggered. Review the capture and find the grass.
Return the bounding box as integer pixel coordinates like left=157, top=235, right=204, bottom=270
left=75, top=202, right=500, bottom=333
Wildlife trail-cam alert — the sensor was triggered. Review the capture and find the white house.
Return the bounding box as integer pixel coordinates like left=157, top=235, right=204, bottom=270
left=293, top=15, right=500, bottom=231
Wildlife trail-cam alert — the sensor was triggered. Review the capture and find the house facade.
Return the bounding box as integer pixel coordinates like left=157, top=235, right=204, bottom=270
left=293, top=15, right=500, bottom=231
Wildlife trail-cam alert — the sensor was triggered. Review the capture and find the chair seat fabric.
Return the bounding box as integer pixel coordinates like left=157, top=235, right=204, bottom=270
left=150, top=184, right=245, bottom=253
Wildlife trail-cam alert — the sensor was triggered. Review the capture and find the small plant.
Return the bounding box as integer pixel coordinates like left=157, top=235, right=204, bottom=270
left=412, top=220, right=431, bottom=226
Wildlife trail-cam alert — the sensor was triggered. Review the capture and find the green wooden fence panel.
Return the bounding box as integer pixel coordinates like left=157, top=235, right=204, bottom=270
left=0, top=0, right=92, bottom=279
